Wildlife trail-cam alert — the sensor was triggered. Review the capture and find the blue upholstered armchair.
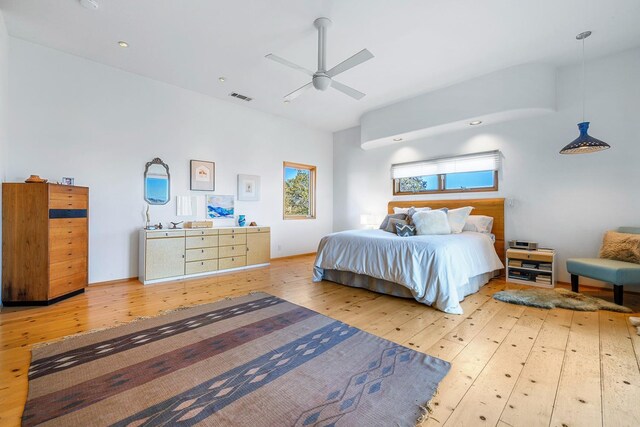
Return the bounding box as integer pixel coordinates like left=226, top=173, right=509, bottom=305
left=566, top=227, right=640, bottom=305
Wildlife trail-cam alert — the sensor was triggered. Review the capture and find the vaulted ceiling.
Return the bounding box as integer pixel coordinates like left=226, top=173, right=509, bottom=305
left=1, top=0, right=639, bottom=132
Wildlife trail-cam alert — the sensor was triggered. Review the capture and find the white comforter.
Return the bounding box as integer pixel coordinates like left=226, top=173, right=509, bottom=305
left=313, top=229, right=504, bottom=314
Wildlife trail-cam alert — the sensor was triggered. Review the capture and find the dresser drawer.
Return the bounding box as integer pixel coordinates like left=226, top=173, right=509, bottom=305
left=50, top=225, right=87, bottom=240
left=50, top=245, right=87, bottom=263
left=49, top=192, right=88, bottom=209
left=219, top=244, right=246, bottom=258
left=507, top=249, right=553, bottom=263
left=219, top=233, right=246, bottom=246
left=186, top=235, right=218, bottom=249
left=186, top=247, right=219, bottom=262
left=50, top=218, right=87, bottom=229
left=186, top=229, right=219, bottom=237
left=147, top=230, right=185, bottom=239
left=219, top=256, right=246, bottom=270
left=185, top=259, right=218, bottom=275
left=50, top=185, right=88, bottom=196
left=50, top=271, right=86, bottom=299
left=247, top=227, right=270, bottom=233
left=219, top=228, right=247, bottom=235
left=50, top=258, right=87, bottom=280
left=50, top=236, right=86, bottom=252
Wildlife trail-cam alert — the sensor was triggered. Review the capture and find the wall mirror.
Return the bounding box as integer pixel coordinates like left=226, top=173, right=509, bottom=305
left=144, top=157, right=170, bottom=205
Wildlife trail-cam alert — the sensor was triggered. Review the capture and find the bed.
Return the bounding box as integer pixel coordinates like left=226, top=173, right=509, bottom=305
left=313, top=199, right=505, bottom=314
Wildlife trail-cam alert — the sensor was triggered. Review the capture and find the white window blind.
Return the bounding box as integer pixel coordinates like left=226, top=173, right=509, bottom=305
left=390, top=150, right=501, bottom=179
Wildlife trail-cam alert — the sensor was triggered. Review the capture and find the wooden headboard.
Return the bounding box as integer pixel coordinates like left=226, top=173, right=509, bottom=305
left=388, top=198, right=505, bottom=263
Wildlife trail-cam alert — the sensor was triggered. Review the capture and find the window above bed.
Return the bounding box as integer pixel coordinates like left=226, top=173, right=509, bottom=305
left=391, top=151, right=501, bottom=195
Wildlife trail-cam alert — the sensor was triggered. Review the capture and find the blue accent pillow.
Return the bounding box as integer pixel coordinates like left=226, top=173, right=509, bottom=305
left=395, top=223, right=416, bottom=237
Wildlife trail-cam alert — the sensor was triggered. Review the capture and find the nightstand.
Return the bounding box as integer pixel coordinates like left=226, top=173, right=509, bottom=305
left=506, top=248, right=556, bottom=288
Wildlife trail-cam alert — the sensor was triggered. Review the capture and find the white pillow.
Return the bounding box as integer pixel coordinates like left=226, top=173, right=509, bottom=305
left=393, top=206, right=431, bottom=215
left=412, top=210, right=451, bottom=235
left=462, top=215, right=494, bottom=234
left=393, top=207, right=411, bottom=214
left=447, top=207, right=474, bottom=233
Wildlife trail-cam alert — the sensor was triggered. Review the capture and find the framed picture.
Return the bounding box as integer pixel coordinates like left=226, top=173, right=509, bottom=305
left=190, top=160, right=215, bottom=191
left=237, top=174, right=260, bottom=201
left=206, top=195, right=234, bottom=219
left=61, top=177, right=75, bottom=186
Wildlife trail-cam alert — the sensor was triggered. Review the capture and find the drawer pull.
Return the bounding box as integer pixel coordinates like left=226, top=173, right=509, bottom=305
left=232, top=235, right=235, bottom=239
left=232, top=246, right=234, bottom=250
left=232, top=257, right=235, bottom=261
left=68, top=253, right=72, bottom=256
left=165, top=232, right=169, bottom=237
left=68, top=231, right=72, bottom=234
left=68, top=266, right=72, bottom=269
left=201, top=262, right=204, bottom=265
left=201, top=249, right=204, bottom=253
left=201, top=237, right=204, bottom=240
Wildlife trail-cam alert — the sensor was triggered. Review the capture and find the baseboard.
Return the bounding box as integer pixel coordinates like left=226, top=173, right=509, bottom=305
left=270, top=252, right=316, bottom=261
left=88, top=276, right=138, bottom=287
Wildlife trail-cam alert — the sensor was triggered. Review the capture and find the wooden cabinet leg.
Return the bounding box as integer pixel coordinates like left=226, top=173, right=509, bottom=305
left=613, top=284, right=623, bottom=305
left=571, top=274, right=579, bottom=293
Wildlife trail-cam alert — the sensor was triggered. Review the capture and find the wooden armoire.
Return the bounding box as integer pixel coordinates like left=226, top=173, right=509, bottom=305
left=2, top=183, right=89, bottom=305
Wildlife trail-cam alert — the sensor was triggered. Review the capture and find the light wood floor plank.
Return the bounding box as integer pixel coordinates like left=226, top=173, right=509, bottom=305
left=500, top=309, right=573, bottom=427
left=442, top=307, right=548, bottom=426
left=549, top=311, right=603, bottom=427
left=599, top=312, right=640, bottom=427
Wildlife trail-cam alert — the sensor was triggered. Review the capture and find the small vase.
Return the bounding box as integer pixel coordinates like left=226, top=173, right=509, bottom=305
left=238, top=215, right=246, bottom=227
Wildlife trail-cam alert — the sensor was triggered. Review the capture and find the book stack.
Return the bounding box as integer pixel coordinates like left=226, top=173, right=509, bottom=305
left=509, top=270, right=532, bottom=281
left=535, top=274, right=552, bottom=285
left=508, top=260, right=523, bottom=267
left=522, top=262, right=537, bottom=269
left=538, top=263, right=552, bottom=271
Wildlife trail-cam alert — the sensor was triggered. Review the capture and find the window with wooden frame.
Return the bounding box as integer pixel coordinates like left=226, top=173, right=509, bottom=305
left=391, top=151, right=501, bottom=195
left=283, top=161, right=316, bottom=220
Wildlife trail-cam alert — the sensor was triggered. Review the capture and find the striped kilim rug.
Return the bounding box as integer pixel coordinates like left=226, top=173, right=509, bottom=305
left=23, top=292, right=450, bottom=426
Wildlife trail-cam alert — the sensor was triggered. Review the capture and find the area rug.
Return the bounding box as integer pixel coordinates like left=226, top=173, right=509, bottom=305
left=493, top=288, right=632, bottom=313
left=23, top=292, right=450, bottom=426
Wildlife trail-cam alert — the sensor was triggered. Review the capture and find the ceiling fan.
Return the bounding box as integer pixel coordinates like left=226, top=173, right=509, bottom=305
left=266, top=17, right=374, bottom=101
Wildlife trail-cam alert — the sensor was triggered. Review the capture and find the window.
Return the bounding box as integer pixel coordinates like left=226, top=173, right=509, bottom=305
left=283, top=162, right=316, bottom=219
left=392, top=151, right=500, bottom=195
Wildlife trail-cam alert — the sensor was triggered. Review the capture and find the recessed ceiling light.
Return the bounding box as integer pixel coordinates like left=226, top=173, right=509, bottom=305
left=469, top=120, right=482, bottom=126
left=393, top=137, right=403, bottom=141
left=80, top=0, right=99, bottom=10
left=284, top=99, right=290, bottom=104
left=118, top=41, right=129, bottom=48
left=218, top=77, right=226, bottom=82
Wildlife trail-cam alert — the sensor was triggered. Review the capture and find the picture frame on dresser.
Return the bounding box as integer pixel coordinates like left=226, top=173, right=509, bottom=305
left=190, top=160, right=215, bottom=191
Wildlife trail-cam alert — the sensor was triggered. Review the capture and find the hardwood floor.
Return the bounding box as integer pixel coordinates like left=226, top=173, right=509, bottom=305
left=1, top=254, right=639, bottom=426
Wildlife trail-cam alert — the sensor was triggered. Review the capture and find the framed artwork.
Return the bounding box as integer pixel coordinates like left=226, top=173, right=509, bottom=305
left=61, top=177, right=75, bottom=186
left=190, top=160, right=215, bottom=191
left=206, top=195, right=234, bottom=219
left=237, top=174, right=261, bottom=201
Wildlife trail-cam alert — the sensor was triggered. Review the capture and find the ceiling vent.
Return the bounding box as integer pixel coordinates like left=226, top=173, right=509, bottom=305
left=229, top=92, right=253, bottom=102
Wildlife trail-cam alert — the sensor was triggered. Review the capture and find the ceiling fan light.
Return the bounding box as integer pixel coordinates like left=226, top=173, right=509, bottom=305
left=560, top=122, right=610, bottom=154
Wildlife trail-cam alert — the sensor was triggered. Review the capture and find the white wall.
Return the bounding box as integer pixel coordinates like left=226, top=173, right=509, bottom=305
left=0, top=12, right=8, bottom=303
left=334, top=48, right=640, bottom=285
left=7, top=38, right=333, bottom=284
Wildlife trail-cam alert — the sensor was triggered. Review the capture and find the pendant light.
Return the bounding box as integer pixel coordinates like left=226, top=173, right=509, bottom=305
left=560, top=31, right=610, bottom=154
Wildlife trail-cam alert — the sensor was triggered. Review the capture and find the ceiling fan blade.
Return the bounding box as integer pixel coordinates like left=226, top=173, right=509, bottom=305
left=326, top=49, right=374, bottom=78
left=331, top=80, right=366, bottom=100
left=265, top=54, right=314, bottom=76
left=284, top=82, right=313, bottom=101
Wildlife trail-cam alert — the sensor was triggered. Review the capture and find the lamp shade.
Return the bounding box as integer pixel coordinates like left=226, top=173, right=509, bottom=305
left=559, top=122, right=610, bottom=155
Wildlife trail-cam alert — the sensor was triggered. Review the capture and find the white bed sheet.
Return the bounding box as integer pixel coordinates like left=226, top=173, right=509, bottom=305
left=313, top=229, right=504, bottom=314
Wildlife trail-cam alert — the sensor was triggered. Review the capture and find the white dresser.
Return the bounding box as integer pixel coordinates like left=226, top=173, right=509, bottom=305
left=138, top=226, right=270, bottom=284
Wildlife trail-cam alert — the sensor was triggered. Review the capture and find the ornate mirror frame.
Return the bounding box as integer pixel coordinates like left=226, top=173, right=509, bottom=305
left=144, top=157, right=170, bottom=205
